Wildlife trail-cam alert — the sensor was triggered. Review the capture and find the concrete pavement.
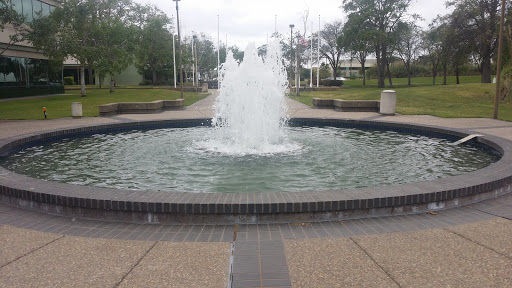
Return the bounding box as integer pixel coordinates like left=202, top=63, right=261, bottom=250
left=0, top=91, right=511, bottom=288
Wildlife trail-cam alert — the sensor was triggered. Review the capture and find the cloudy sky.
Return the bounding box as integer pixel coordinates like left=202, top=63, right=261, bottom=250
left=134, top=0, right=452, bottom=49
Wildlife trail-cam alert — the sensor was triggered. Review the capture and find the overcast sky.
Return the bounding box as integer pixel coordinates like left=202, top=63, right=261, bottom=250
left=134, top=0, right=452, bottom=49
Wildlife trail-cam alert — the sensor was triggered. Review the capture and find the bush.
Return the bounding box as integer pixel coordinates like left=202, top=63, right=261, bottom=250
left=319, top=79, right=343, bottom=86
left=63, top=76, right=75, bottom=85
left=139, top=80, right=152, bottom=86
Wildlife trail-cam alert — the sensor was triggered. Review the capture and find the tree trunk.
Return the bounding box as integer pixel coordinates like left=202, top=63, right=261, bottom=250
left=455, top=66, right=460, bottom=84
left=152, top=69, right=157, bottom=84
left=443, top=63, right=447, bottom=85
left=88, top=66, right=93, bottom=85
left=376, top=44, right=385, bottom=88
left=432, top=70, right=436, bottom=86
left=80, top=66, right=86, bottom=97
left=386, top=60, right=393, bottom=88
left=362, top=61, right=366, bottom=86
left=481, top=46, right=492, bottom=83
left=99, top=77, right=102, bottom=89
left=109, top=74, right=115, bottom=93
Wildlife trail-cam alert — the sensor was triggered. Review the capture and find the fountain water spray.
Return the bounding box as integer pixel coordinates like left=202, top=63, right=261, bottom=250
left=203, top=41, right=300, bottom=155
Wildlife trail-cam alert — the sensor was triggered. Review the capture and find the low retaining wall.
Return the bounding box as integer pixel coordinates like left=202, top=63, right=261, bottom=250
left=99, top=99, right=184, bottom=116
left=313, top=98, right=380, bottom=112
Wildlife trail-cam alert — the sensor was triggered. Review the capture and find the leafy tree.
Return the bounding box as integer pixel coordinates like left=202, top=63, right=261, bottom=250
left=27, top=0, right=100, bottom=96
left=320, top=20, right=344, bottom=80
left=134, top=7, right=173, bottom=84
left=0, top=0, right=25, bottom=55
left=343, top=0, right=411, bottom=88
left=422, top=21, right=443, bottom=85
left=341, top=14, right=373, bottom=85
left=392, top=21, right=421, bottom=85
left=93, top=0, right=137, bottom=92
left=448, top=0, right=501, bottom=83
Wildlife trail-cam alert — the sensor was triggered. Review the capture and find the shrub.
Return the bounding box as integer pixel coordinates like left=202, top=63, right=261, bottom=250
left=319, top=79, right=343, bottom=86
left=63, top=76, right=75, bottom=85
left=139, top=80, right=152, bottom=86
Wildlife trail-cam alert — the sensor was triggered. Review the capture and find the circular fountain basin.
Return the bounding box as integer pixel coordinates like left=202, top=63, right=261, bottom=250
left=0, top=118, right=511, bottom=224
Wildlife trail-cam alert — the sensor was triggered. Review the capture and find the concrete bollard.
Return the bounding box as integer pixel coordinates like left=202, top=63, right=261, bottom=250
left=72, top=102, right=82, bottom=118
left=380, top=90, right=396, bottom=115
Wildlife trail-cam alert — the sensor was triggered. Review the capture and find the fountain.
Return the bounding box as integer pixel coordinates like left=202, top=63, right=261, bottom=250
left=0, top=42, right=510, bottom=224
left=204, top=41, right=299, bottom=156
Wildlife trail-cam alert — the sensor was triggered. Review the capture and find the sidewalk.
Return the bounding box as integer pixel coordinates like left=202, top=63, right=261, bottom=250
left=0, top=93, right=511, bottom=288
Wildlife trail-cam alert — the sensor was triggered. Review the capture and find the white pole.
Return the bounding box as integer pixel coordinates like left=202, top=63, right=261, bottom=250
left=317, top=15, right=320, bottom=88
left=217, top=15, right=220, bottom=89
left=275, top=14, right=277, bottom=33
left=173, top=34, right=176, bottom=88
left=191, top=37, right=195, bottom=86
left=310, top=21, right=313, bottom=88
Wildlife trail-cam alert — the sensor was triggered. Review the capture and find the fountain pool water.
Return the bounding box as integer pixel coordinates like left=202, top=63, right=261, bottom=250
left=0, top=42, right=502, bottom=195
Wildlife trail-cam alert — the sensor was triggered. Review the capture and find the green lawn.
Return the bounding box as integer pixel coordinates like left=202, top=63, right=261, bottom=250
left=290, top=76, right=512, bottom=121
left=0, top=88, right=208, bottom=120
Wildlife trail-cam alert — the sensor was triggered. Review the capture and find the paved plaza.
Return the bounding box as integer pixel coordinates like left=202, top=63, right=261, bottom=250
left=0, top=92, right=511, bottom=287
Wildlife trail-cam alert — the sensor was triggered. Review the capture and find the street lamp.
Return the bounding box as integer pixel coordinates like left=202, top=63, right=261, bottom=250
left=193, top=34, right=198, bottom=87
left=289, top=24, right=294, bottom=87
left=173, top=0, right=184, bottom=99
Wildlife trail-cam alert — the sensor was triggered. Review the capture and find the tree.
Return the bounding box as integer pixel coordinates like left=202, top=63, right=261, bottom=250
left=422, top=21, right=443, bottom=85
left=0, top=0, right=25, bottom=55
left=134, top=7, right=173, bottom=84
left=27, top=0, right=100, bottom=96
left=93, top=0, right=137, bottom=92
left=392, top=21, right=421, bottom=85
left=343, top=0, right=412, bottom=88
left=341, top=14, right=373, bottom=85
left=448, top=0, right=501, bottom=83
left=320, top=20, right=344, bottom=80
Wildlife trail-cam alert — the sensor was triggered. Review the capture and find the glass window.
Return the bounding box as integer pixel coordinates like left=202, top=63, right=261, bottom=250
left=27, top=58, right=48, bottom=86
left=49, top=4, right=54, bottom=13
left=41, top=3, right=50, bottom=17
left=11, top=0, right=23, bottom=16
left=21, top=0, right=32, bottom=22
left=0, top=56, right=27, bottom=87
left=32, top=0, right=42, bottom=19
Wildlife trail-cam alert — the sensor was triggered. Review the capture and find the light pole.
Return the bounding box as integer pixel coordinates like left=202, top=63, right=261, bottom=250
left=493, top=0, right=505, bottom=119
left=172, top=34, right=176, bottom=88
left=173, top=0, right=184, bottom=99
left=193, top=34, right=198, bottom=87
left=289, top=24, right=294, bottom=88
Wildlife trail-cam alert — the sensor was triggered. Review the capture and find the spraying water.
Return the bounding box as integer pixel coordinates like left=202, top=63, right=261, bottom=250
left=199, top=41, right=301, bottom=155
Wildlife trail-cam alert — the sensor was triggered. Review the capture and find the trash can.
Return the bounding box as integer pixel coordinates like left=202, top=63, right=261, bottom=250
left=380, top=90, right=396, bottom=115
left=72, top=102, right=82, bottom=118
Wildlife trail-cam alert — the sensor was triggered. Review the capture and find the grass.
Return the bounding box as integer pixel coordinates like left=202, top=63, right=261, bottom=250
left=290, top=76, right=512, bottom=121
left=0, top=88, right=208, bottom=120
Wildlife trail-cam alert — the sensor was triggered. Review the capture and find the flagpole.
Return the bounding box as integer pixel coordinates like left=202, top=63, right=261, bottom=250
left=317, top=15, right=320, bottom=88
left=310, top=21, right=313, bottom=88
left=217, top=15, right=220, bottom=89
left=172, top=34, right=176, bottom=88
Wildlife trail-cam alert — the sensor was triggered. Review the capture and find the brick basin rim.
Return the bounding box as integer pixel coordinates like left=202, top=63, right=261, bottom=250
left=0, top=117, right=511, bottom=218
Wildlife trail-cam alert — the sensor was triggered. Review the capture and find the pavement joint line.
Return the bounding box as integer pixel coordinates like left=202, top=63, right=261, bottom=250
left=226, top=242, right=235, bottom=288
left=469, top=125, right=512, bottom=130
left=113, top=241, right=158, bottom=288
left=471, top=206, right=512, bottom=219
left=0, top=234, right=65, bottom=269
left=442, top=226, right=512, bottom=260
left=349, top=236, right=403, bottom=288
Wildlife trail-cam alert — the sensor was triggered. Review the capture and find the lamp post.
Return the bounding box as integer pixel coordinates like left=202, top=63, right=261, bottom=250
left=173, top=0, right=184, bottom=99
left=289, top=24, right=294, bottom=88
left=493, top=0, right=506, bottom=119
left=193, top=34, right=198, bottom=87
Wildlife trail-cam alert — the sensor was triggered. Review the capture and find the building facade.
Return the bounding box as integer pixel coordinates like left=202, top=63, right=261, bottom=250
left=0, top=0, right=63, bottom=98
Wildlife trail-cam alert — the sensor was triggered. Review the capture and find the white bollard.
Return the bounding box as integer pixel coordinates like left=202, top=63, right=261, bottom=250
left=380, top=90, right=396, bottom=115
left=72, top=102, right=82, bottom=118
